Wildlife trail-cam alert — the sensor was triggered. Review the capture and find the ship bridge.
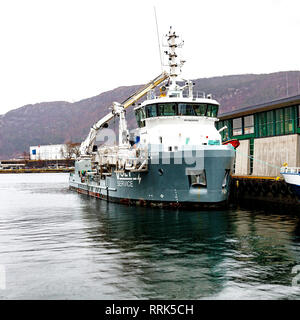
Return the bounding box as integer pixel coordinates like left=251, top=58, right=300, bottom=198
left=133, top=97, right=222, bottom=151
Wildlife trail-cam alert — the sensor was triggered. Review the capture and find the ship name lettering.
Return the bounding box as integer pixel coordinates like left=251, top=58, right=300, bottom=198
left=117, top=180, right=133, bottom=188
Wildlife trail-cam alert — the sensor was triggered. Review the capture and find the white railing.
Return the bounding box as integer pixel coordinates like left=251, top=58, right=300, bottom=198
left=146, top=91, right=210, bottom=100
left=182, top=92, right=207, bottom=99
left=97, top=146, right=148, bottom=171
left=280, top=167, right=300, bottom=174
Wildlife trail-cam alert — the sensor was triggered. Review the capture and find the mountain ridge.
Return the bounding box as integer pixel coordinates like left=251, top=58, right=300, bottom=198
left=1, top=70, right=300, bottom=159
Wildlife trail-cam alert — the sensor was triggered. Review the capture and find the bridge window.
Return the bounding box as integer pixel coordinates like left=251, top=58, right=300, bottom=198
left=178, top=104, right=195, bottom=116
left=206, top=104, right=218, bottom=117
left=194, top=104, right=207, bottom=116
left=138, top=102, right=218, bottom=119
left=178, top=103, right=209, bottom=116
left=145, top=104, right=157, bottom=118
left=135, top=109, right=145, bottom=128
left=158, top=103, right=177, bottom=116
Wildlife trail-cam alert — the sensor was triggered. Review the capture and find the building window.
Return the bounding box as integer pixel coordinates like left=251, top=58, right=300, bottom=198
left=257, top=112, right=267, bottom=137
left=298, top=105, right=300, bottom=127
left=275, top=109, right=284, bottom=135
left=284, top=107, right=294, bottom=134
left=232, top=118, right=242, bottom=136
left=266, top=111, right=274, bottom=136
left=244, top=115, right=254, bottom=134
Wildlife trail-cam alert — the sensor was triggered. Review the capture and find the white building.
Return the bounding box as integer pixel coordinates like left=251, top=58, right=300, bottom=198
left=29, top=144, right=67, bottom=160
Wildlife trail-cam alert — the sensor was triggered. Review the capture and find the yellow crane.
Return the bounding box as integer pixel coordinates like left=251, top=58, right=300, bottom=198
left=79, top=71, right=169, bottom=156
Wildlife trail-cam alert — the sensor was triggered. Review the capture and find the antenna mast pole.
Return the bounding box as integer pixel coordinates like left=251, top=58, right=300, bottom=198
left=154, top=6, right=163, bottom=73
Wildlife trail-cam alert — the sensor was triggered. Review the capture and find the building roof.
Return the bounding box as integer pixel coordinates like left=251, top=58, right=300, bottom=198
left=219, top=94, right=300, bottom=120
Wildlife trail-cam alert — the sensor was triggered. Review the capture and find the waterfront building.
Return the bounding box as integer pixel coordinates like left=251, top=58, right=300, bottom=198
left=216, top=95, right=300, bottom=176
left=30, top=144, right=67, bottom=160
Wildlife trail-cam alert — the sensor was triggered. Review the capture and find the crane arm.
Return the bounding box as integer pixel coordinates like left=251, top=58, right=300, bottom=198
left=121, top=71, right=169, bottom=109
left=79, top=71, right=169, bottom=156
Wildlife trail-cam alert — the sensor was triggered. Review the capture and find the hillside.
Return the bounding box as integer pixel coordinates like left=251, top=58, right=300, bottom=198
left=1, top=71, right=300, bottom=159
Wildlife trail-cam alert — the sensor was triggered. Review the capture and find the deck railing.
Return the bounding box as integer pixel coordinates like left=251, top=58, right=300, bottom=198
left=146, top=90, right=209, bottom=100
left=280, top=167, right=300, bottom=174
left=97, top=146, right=148, bottom=171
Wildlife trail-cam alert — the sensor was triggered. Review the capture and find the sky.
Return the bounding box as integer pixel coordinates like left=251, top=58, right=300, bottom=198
left=0, top=0, right=300, bottom=114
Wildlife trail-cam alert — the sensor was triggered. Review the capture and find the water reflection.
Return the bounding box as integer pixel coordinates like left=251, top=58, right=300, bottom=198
left=1, top=173, right=300, bottom=299
left=79, top=196, right=300, bottom=299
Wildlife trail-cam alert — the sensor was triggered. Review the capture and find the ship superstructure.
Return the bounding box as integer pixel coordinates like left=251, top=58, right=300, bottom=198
left=69, top=27, right=235, bottom=207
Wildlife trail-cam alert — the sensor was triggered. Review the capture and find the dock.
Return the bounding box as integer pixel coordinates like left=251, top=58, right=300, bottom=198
left=0, top=168, right=74, bottom=174
left=230, top=175, right=300, bottom=210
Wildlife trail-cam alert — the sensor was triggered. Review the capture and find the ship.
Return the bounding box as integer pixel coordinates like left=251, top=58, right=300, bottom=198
left=280, top=166, right=300, bottom=200
left=69, top=27, right=236, bottom=208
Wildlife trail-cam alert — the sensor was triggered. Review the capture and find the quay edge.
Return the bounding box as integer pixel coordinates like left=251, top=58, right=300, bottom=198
left=230, top=175, right=300, bottom=211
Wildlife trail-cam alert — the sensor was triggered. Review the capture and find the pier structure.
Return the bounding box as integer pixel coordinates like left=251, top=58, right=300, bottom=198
left=217, top=94, right=300, bottom=176
left=0, top=159, right=74, bottom=173
left=216, top=95, right=300, bottom=209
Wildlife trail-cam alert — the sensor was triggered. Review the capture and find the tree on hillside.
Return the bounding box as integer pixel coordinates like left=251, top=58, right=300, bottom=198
left=22, top=151, right=30, bottom=160
left=61, top=141, right=81, bottom=159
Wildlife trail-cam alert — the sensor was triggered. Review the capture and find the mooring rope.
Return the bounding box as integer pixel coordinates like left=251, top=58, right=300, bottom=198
left=233, top=148, right=282, bottom=170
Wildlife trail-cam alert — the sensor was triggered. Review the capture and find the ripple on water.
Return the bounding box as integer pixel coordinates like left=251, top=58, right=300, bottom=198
left=0, top=173, right=300, bottom=299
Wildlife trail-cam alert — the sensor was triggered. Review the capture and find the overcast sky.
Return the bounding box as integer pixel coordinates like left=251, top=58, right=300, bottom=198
left=0, top=0, right=300, bottom=114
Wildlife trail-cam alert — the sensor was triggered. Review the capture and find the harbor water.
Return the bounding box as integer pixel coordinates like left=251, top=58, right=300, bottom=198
left=0, top=173, right=300, bottom=299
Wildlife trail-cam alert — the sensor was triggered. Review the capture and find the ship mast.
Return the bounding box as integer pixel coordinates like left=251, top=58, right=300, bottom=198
left=165, top=26, right=185, bottom=97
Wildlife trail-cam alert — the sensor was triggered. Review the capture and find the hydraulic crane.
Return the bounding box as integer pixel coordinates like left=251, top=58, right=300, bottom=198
left=79, top=71, right=169, bottom=156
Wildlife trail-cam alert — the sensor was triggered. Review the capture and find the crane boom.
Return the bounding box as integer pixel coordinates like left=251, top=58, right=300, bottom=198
left=79, top=71, right=169, bottom=156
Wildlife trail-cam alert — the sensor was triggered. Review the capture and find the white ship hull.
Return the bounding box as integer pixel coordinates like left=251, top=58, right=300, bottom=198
left=280, top=167, right=300, bottom=200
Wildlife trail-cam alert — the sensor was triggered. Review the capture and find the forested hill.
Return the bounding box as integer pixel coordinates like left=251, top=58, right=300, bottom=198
left=1, top=71, right=300, bottom=159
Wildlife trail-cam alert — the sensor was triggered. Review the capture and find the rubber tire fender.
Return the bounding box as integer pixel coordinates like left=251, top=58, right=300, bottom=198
left=261, top=181, right=269, bottom=195
left=271, top=182, right=279, bottom=197
left=280, top=181, right=288, bottom=195
left=253, top=180, right=262, bottom=195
